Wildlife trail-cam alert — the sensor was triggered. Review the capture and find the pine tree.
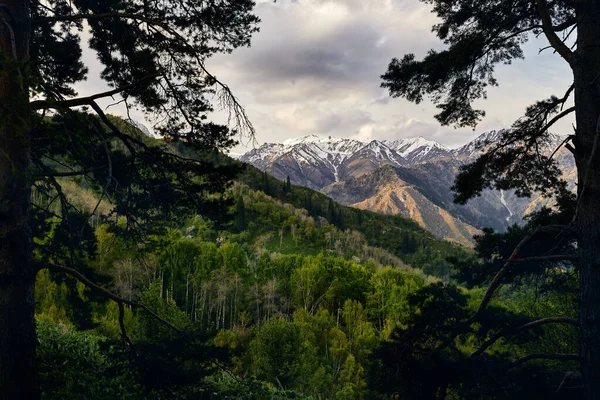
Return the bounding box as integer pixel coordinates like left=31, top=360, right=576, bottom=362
left=0, top=1, right=259, bottom=398
left=382, top=0, right=599, bottom=397
left=262, top=171, right=270, bottom=195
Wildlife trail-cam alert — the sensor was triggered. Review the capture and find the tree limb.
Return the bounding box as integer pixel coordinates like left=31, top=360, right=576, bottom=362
left=536, top=0, right=576, bottom=66
left=33, top=166, right=106, bottom=178
left=32, top=12, right=169, bottom=29
left=540, top=106, right=576, bottom=134
left=30, top=73, right=162, bottom=111
left=511, top=352, right=579, bottom=367
left=548, top=134, right=575, bottom=162
left=475, top=225, right=569, bottom=315
left=33, top=12, right=255, bottom=138
left=38, top=262, right=182, bottom=333
left=470, top=317, right=578, bottom=358
left=506, top=254, right=577, bottom=263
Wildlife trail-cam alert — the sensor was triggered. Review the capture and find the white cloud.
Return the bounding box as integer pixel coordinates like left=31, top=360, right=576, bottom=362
left=205, top=0, right=575, bottom=153
left=70, top=0, right=576, bottom=152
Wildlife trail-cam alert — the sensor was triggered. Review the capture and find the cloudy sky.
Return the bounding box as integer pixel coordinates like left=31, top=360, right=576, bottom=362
left=80, top=0, right=574, bottom=152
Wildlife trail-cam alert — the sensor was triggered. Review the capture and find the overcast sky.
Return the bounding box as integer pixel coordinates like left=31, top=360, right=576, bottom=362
left=79, top=0, right=575, bottom=152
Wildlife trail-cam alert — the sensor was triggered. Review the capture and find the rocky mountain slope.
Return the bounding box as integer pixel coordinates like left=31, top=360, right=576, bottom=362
left=240, top=131, right=575, bottom=245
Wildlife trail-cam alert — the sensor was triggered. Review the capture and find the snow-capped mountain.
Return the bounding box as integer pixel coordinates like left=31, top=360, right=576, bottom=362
left=384, top=136, right=452, bottom=163
left=240, top=135, right=403, bottom=188
left=239, top=132, right=576, bottom=244
left=239, top=134, right=450, bottom=186
left=240, top=133, right=499, bottom=193
left=451, top=130, right=506, bottom=159
left=130, top=120, right=160, bottom=138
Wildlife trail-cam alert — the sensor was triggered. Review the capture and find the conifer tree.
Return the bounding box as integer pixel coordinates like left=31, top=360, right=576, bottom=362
left=0, top=1, right=259, bottom=398
left=262, top=171, right=270, bottom=195
left=383, top=1, right=599, bottom=397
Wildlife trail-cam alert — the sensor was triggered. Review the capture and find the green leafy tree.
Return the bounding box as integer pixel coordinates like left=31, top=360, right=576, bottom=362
left=382, top=0, right=598, bottom=397
left=250, top=318, right=305, bottom=389
left=0, top=1, right=259, bottom=398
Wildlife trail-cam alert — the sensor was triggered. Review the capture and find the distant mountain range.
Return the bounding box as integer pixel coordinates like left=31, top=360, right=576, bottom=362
left=240, top=131, right=574, bottom=246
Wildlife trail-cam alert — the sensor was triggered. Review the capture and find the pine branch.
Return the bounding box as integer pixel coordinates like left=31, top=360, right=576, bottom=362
left=32, top=12, right=169, bottom=29
left=32, top=12, right=255, bottom=138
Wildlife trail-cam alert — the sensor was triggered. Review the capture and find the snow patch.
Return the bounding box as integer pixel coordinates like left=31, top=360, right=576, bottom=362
left=499, top=190, right=513, bottom=222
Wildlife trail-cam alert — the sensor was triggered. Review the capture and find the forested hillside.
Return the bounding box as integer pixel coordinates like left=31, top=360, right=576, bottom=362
left=32, top=125, right=579, bottom=399
left=0, top=0, right=590, bottom=398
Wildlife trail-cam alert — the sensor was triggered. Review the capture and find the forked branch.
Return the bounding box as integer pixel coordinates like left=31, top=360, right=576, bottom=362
left=536, top=0, right=576, bottom=66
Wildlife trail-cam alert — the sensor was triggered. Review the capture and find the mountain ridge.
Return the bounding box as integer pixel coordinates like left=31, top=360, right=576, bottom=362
left=240, top=131, right=574, bottom=245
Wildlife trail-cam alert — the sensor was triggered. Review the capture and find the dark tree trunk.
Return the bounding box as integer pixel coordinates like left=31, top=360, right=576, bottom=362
left=574, top=1, right=600, bottom=398
left=0, top=1, right=36, bottom=399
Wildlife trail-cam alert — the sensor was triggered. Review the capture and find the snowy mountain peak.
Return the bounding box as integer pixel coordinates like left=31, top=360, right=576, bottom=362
left=452, top=130, right=508, bottom=159
left=283, top=134, right=324, bottom=145
left=384, top=136, right=451, bottom=163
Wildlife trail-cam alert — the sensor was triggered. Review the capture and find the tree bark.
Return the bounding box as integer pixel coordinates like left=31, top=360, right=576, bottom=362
left=0, top=1, right=36, bottom=399
left=574, top=1, right=600, bottom=398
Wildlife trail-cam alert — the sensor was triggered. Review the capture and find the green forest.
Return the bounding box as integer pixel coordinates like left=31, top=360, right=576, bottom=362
left=0, top=0, right=597, bottom=399
left=30, top=127, right=578, bottom=399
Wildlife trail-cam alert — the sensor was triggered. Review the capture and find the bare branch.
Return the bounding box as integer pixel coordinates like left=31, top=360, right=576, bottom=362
left=30, top=73, right=162, bottom=111
left=80, top=125, right=115, bottom=240
left=556, top=371, right=580, bottom=393
left=548, top=135, right=575, bottom=162
left=470, top=317, right=578, bottom=358
left=39, top=262, right=182, bottom=333
left=536, top=0, right=576, bottom=66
